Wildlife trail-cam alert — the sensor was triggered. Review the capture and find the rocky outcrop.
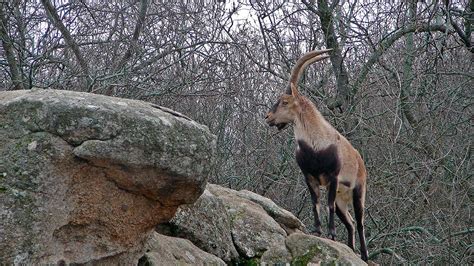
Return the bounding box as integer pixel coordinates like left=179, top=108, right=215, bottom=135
left=0, top=89, right=367, bottom=265
left=155, top=183, right=367, bottom=265
left=0, top=89, right=216, bottom=264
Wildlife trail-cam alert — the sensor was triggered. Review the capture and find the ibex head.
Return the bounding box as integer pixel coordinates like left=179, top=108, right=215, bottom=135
left=265, top=49, right=332, bottom=130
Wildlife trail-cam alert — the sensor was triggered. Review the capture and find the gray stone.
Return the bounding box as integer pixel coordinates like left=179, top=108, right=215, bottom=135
left=237, top=189, right=306, bottom=234
left=286, top=233, right=367, bottom=265
left=140, top=232, right=226, bottom=266
left=207, top=184, right=287, bottom=258
left=167, top=189, right=239, bottom=262
left=0, top=89, right=215, bottom=264
left=260, top=245, right=293, bottom=265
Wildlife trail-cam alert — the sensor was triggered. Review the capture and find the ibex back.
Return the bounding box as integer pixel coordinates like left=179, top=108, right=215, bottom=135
left=265, top=49, right=368, bottom=262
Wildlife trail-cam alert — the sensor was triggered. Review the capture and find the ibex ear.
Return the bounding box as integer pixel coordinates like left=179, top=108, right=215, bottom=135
left=290, top=83, right=299, bottom=98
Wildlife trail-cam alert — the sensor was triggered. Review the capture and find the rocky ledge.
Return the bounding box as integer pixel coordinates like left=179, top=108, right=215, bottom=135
left=147, top=183, right=367, bottom=265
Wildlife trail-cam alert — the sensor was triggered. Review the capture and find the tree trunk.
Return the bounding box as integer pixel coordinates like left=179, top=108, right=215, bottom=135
left=105, top=0, right=149, bottom=96
left=0, top=3, right=24, bottom=90
left=311, top=0, right=351, bottom=111
left=400, top=0, right=418, bottom=128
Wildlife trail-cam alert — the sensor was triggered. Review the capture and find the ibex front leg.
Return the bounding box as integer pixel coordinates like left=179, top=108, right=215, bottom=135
left=305, top=174, right=322, bottom=236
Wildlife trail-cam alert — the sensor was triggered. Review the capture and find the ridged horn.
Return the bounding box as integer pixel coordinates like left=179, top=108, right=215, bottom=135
left=285, top=48, right=332, bottom=94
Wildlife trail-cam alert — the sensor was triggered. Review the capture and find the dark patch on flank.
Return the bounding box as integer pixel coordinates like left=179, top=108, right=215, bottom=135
left=295, top=140, right=341, bottom=180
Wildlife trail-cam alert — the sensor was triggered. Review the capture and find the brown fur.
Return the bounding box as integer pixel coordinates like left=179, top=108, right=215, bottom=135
left=265, top=50, right=368, bottom=261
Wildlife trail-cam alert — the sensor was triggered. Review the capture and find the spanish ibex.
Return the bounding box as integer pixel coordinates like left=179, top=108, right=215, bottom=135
left=265, top=49, right=368, bottom=261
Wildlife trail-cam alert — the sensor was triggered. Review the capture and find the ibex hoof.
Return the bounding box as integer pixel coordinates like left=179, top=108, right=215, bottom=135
left=310, top=229, right=322, bottom=236
left=328, top=227, right=336, bottom=240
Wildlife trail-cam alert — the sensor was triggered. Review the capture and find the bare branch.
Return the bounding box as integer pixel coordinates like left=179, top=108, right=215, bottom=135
left=104, top=0, right=148, bottom=95
left=40, top=0, right=91, bottom=89
left=444, top=6, right=473, bottom=53
left=352, top=24, right=449, bottom=96
left=115, top=0, right=148, bottom=71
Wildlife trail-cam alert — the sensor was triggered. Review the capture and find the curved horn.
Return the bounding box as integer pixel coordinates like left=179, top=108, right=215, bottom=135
left=285, top=48, right=332, bottom=94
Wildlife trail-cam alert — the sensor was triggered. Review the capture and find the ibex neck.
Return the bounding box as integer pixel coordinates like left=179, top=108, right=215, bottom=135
left=293, top=97, right=335, bottom=150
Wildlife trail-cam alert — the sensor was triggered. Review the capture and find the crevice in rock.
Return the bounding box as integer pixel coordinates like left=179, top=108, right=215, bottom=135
left=230, top=230, right=244, bottom=258
left=25, top=128, right=120, bottom=148
left=150, top=104, right=191, bottom=121
left=95, top=164, right=166, bottom=206
left=81, top=250, right=127, bottom=265
left=137, top=254, right=151, bottom=266
left=72, top=134, right=121, bottom=147
left=154, top=222, right=178, bottom=236
left=229, top=229, right=262, bottom=261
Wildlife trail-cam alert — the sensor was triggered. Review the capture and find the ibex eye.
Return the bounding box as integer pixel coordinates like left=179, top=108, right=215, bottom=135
left=282, top=101, right=288, bottom=106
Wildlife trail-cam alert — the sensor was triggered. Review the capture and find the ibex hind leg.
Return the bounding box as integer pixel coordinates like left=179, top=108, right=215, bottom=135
left=353, top=184, right=368, bottom=262
left=336, top=198, right=355, bottom=250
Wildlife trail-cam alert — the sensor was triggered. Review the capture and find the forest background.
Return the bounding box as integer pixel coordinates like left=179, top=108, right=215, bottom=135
left=1, top=0, right=472, bottom=264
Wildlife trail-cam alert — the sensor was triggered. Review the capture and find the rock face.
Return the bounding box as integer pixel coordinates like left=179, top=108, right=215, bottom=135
left=0, top=89, right=216, bottom=264
left=155, top=183, right=367, bottom=265
left=207, top=184, right=288, bottom=259
left=161, top=188, right=240, bottom=262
